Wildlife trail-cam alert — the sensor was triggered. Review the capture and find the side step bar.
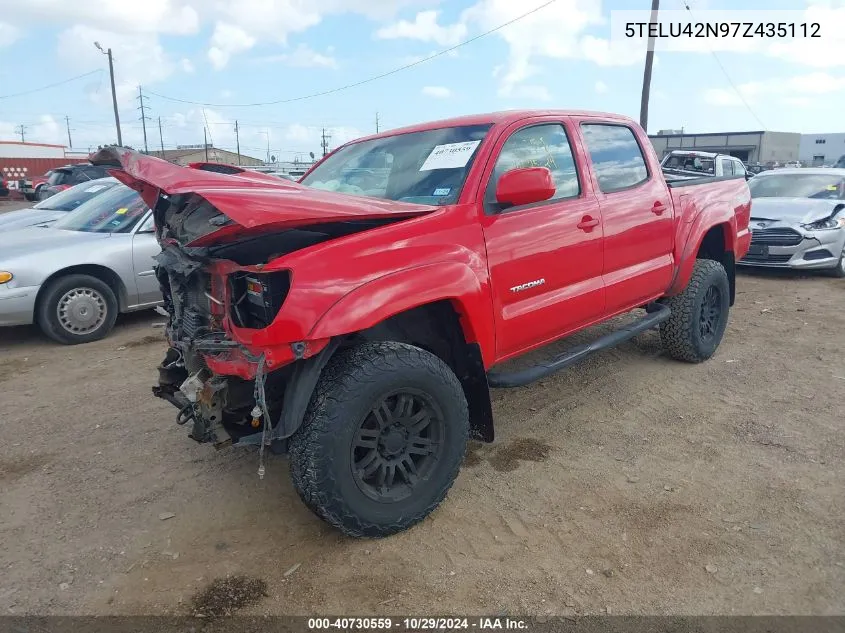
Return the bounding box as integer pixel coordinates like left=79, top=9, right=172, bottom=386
left=486, top=303, right=671, bottom=388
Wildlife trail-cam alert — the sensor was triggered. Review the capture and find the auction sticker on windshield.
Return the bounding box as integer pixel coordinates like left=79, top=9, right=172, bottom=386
left=419, top=140, right=481, bottom=171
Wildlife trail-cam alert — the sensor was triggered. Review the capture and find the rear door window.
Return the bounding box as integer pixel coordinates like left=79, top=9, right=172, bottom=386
left=581, top=124, right=649, bottom=193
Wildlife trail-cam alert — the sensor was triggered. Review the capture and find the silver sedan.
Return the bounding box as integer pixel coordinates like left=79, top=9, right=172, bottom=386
left=0, top=177, right=120, bottom=231
left=741, top=168, right=845, bottom=277
left=0, top=183, right=162, bottom=344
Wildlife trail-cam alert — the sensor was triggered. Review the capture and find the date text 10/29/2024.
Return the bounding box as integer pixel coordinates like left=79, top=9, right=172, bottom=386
left=307, top=618, right=529, bottom=630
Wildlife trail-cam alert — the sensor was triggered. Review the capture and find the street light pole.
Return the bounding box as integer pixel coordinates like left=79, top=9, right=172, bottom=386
left=95, top=42, right=123, bottom=146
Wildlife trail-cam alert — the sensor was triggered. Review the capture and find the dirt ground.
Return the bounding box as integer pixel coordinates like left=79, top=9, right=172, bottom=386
left=0, top=269, right=843, bottom=617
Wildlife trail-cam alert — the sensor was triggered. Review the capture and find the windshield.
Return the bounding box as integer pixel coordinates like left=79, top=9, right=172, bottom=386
left=749, top=173, right=845, bottom=199
left=33, top=179, right=117, bottom=211
left=662, top=154, right=715, bottom=175
left=51, top=184, right=149, bottom=233
left=300, top=124, right=491, bottom=205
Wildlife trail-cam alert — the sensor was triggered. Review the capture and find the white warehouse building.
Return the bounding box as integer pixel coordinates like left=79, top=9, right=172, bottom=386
left=799, top=133, right=845, bottom=167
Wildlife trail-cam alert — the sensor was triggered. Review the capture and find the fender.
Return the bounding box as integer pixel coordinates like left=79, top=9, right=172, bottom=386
left=308, top=261, right=495, bottom=365
left=667, top=202, right=738, bottom=297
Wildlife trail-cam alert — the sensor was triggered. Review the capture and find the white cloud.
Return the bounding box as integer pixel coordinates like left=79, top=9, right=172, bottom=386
left=220, top=89, right=233, bottom=98
left=460, top=0, right=638, bottom=97
left=704, top=72, right=845, bottom=107
left=376, top=10, right=467, bottom=46
left=56, top=25, right=177, bottom=105
left=253, top=44, right=338, bottom=68
left=208, top=23, right=256, bottom=70
left=0, top=0, right=199, bottom=35
left=594, top=80, right=608, bottom=94
left=0, top=21, right=19, bottom=47
left=421, top=85, right=451, bottom=98
left=180, top=57, right=195, bottom=73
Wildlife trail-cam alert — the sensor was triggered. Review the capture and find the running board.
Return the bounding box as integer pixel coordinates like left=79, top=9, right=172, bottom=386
left=486, top=303, right=671, bottom=388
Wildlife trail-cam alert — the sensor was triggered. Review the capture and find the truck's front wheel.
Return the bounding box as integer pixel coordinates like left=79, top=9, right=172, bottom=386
left=660, top=258, right=730, bottom=362
left=289, top=341, right=469, bottom=537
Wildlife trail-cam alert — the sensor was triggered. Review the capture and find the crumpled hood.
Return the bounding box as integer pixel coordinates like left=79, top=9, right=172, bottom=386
left=0, top=226, right=110, bottom=264
left=89, top=147, right=439, bottom=244
left=0, top=208, right=66, bottom=231
left=750, top=197, right=845, bottom=224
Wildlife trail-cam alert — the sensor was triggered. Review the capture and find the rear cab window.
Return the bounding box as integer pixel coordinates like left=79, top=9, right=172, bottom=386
left=720, top=158, right=735, bottom=176
left=580, top=124, right=649, bottom=193
left=485, top=123, right=580, bottom=212
left=661, top=153, right=715, bottom=176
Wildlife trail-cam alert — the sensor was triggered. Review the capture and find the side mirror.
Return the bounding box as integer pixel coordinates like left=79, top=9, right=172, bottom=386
left=495, top=167, right=556, bottom=208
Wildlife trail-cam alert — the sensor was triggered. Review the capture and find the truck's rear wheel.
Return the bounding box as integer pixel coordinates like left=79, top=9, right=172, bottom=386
left=289, top=341, right=469, bottom=537
left=660, top=259, right=730, bottom=362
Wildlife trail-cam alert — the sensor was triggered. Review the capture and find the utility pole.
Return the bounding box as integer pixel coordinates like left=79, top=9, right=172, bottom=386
left=234, top=120, right=241, bottom=165
left=375, top=112, right=380, bottom=134
left=266, top=133, right=270, bottom=164
left=321, top=127, right=331, bottom=157
left=158, top=116, right=164, bottom=155
left=203, top=127, right=209, bottom=161
left=65, top=116, right=73, bottom=149
left=95, top=42, right=123, bottom=146
left=15, top=124, right=26, bottom=142
left=137, top=86, right=151, bottom=153
left=639, top=0, right=659, bottom=132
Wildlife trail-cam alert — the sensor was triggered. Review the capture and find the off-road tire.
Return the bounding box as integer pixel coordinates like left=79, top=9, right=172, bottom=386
left=289, top=341, right=469, bottom=538
left=24, top=193, right=36, bottom=202
left=37, top=274, right=118, bottom=345
left=660, top=259, right=730, bottom=363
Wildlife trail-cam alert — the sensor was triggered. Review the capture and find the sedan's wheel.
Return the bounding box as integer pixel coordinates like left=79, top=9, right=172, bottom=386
left=289, top=341, right=469, bottom=538
left=37, top=274, right=118, bottom=344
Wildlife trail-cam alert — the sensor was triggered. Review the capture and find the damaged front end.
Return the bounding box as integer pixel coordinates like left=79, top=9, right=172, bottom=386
left=89, top=146, right=436, bottom=457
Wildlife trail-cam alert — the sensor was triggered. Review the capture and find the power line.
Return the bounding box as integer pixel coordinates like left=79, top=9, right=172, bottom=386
left=145, top=0, right=558, bottom=108
left=0, top=69, right=103, bottom=99
left=680, top=0, right=766, bottom=130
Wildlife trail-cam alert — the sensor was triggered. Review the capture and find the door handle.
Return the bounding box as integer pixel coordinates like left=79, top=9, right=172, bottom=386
left=651, top=201, right=667, bottom=215
left=577, top=216, right=600, bottom=231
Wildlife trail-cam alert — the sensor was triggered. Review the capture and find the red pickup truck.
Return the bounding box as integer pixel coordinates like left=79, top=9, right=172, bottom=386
left=92, top=110, right=751, bottom=537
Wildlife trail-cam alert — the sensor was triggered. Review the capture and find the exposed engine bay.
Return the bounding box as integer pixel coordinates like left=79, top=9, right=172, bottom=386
left=148, top=192, right=412, bottom=457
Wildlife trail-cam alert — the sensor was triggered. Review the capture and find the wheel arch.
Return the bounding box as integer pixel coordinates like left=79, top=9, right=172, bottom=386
left=669, top=219, right=737, bottom=306
left=35, top=264, right=129, bottom=318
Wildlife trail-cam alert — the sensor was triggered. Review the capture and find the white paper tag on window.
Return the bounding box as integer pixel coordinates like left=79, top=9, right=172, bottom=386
left=419, top=141, right=481, bottom=171
left=84, top=184, right=108, bottom=193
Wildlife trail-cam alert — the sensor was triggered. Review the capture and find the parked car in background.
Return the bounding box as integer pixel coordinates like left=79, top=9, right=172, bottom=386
left=741, top=168, right=845, bottom=277
left=661, top=150, right=749, bottom=180
left=36, top=163, right=110, bottom=200
left=783, top=161, right=802, bottom=169
left=0, top=175, right=9, bottom=197
left=20, top=172, right=51, bottom=201
left=0, top=178, right=119, bottom=231
left=836, top=155, right=845, bottom=169
left=0, top=183, right=162, bottom=343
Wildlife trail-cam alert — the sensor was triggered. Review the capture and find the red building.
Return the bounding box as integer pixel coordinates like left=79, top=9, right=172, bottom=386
left=0, top=141, right=89, bottom=197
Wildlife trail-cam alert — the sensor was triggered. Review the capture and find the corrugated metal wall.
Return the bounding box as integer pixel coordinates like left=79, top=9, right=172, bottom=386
left=0, top=157, right=88, bottom=195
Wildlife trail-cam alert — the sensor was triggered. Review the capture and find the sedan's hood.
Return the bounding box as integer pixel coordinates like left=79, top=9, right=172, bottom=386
left=90, top=147, right=438, bottom=246
left=0, top=226, right=111, bottom=262
left=0, top=208, right=66, bottom=231
left=750, top=197, right=844, bottom=224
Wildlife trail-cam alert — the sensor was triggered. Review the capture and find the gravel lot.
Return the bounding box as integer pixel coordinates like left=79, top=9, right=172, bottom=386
left=0, top=268, right=843, bottom=616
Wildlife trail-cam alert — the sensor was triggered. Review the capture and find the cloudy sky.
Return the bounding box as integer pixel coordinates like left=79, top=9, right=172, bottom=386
left=0, top=0, right=843, bottom=161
